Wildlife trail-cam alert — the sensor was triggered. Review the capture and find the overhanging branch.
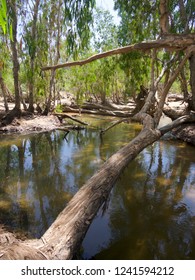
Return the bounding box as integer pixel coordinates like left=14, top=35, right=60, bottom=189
left=42, top=34, right=195, bottom=71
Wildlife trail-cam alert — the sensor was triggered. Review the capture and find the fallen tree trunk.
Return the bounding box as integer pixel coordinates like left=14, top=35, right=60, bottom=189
left=62, top=106, right=132, bottom=117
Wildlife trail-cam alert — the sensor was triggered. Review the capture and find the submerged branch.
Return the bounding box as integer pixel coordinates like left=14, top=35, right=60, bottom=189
left=54, top=113, right=88, bottom=125
left=100, top=118, right=130, bottom=134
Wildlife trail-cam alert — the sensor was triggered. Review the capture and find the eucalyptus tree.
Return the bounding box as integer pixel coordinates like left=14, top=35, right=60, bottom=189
left=114, top=0, right=159, bottom=99
left=91, top=7, right=121, bottom=103
left=63, top=7, right=121, bottom=105
left=0, top=36, right=10, bottom=112
left=41, top=0, right=65, bottom=115
left=1, top=0, right=195, bottom=260
left=6, top=0, right=20, bottom=118
left=114, top=0, right=195, bottom=110
left=38, top=2, right=195, bottom=262
left=0, top=0, right=96, bottom=122
left=20, top=0, right=41, bottom=113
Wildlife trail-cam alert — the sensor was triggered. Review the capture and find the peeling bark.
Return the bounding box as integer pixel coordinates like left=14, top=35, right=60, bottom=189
left=159, top=0, right=169, bottom=35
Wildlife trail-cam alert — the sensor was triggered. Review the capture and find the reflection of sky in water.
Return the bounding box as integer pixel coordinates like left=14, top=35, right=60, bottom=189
left=82, top=210, right=112, bottom=259
left=183, top=190, right=195, bottom=215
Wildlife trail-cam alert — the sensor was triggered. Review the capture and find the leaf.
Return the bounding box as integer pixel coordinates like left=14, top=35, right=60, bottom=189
left=1, top=0, right=7, bottom=18
left=0, top=11, right=6, bottom=33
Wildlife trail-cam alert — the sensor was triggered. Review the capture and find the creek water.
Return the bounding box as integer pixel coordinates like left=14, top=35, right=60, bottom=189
left=0, top=115, right=195, bottom=260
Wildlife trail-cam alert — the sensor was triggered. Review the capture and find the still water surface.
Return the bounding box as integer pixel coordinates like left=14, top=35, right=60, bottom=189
left=0, top=115, right=195, bottom=259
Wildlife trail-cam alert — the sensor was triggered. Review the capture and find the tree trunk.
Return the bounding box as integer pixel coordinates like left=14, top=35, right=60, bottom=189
left=189, top=53, right=195, bottom=111
left=10, top=0, right=20, bottom=112
left=43, top=70, right=55, bottom=115
left=0, top=1, right=21, bottom=126
left=28, top=0, right=40, bottom=113
left=0, top=71, right=9, bottom=112
left=40, top=123, right=161, bottom=259
left=179, top=68, right=189, bottom=101
left=159, top=0, right=169, bottom=35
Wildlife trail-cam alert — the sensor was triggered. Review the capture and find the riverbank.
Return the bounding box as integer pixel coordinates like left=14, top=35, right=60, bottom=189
left=0, top=99, right=194, bottom=145
left=0, top=114, right=62, bottom=134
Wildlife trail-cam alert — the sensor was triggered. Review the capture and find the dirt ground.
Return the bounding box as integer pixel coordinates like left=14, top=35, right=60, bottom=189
left=0, top=114, right=62, bottom=134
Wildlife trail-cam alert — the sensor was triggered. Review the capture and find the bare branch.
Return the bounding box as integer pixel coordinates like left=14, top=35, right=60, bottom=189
left=100, top=118, right=130, bottom=134
left=42, top=34, right=195, bottom=71
left=154, top=46, right=195, bottom=124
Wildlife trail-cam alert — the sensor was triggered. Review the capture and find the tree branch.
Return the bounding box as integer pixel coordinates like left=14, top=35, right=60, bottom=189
left=154, top=46, right=195, bottom=124
left=41, top=34, right=195, bottom=71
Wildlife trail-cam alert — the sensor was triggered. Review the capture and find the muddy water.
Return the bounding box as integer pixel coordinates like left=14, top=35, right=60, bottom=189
left=0, top=115, right=195, bottom=259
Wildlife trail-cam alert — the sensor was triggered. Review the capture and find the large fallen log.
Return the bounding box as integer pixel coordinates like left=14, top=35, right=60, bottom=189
left=62, top=106, right=132, bottom=118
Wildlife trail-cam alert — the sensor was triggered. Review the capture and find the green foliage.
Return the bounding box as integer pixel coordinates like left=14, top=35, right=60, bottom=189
left=168, top=0, right=195, bottom=33
left=0, top=0, right=7, bottom=34
left=115, top=0, right=159, bottom=44
left=0, top=0, right=13, bottom=40
left=63, top=8, right=127, bottom=104
left=92, top=7, right=118, bottom=52
left=64, top=0, right=95, bottom=58
left=119, top=52, right=150, bottom=98
left=1, top=0, right=194, bottom=112
left=112, top=1, right=156, bottom=98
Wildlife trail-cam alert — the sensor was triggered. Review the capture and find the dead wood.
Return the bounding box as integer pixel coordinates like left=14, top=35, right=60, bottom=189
left=163, top=104, right=187, bottom=120
left=172, top=123, right=195, bottom=145
left=54, top=112, right=88, bottom=125
left=100, top=118, right=130, bottom=134
left=62, top=106, right=132, bottom=118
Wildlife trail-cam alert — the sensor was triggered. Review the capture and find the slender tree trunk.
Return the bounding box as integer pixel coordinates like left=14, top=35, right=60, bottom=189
left=179, top=68, right=189, bottom=101
left=189, top=53, right=195, bottom=111
left=10, top=0, right=20, bottom=113
left=159, top=0, right=169, bottom=35
left=0, top=70, right=9, bottom=112
left=28, top=0, right=40, bottom=113
left=178, top=0, right=189, bottom=33
left=43, top=0, right=61, bottom=115
left=43, top=69, right=55, bottom=115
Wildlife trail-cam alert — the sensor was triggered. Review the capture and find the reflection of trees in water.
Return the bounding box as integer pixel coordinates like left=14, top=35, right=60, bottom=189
left=0, top=128, right=119, bottom=238
left=95, top=141, right=195, bottom=259
left=0, top=132, right=70, bottom=237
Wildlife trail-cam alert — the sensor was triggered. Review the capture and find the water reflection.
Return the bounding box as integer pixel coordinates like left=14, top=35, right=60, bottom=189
left=83, top=140, right=195, bottom=260
left=0, top=116, right=195, bottom=260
